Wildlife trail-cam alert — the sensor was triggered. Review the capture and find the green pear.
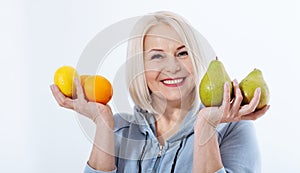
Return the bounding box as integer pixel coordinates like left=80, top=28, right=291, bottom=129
left=199, top=59, right=233, bottom=107
left=239, top=69, right=270, bottom=109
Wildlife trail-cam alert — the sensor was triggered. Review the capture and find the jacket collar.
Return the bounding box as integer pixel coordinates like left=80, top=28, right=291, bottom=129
left=132, top=105, right=200, bottom=143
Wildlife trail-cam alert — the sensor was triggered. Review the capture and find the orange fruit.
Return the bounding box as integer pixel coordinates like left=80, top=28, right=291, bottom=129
left=54, top=66, right=79, bottom=98
left=80, top=75, right=91, bottom=86
left=83, top=75, right=113, bottom=104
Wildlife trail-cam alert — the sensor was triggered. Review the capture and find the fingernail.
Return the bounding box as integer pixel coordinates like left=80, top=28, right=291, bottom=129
left=53, top=85, right=58, bottom=90
left=224, top=82, right=228, bottom=88
left=233, top=79, right=238, bottom=85
left=256, top=87, right=261, bottom=94
left=74, top=78, right=79, bottom=84
left=227, top=82, right=231, bottom=87
left=51, top=85, right=55, bottom=91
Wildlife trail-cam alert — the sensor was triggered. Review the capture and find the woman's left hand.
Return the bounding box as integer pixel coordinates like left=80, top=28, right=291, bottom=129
left=198, top=79, right=270, bottom=128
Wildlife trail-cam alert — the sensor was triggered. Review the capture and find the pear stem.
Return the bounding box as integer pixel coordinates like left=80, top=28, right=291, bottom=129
left=216, top=56, right=219, bottom=60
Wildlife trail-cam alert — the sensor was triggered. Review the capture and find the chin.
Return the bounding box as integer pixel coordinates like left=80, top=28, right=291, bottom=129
left=165, top=95, right=186, bottom=103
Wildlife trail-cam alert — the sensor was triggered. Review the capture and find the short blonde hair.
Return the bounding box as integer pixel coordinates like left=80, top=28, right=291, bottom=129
left=126, top=11, right=215, bottom=113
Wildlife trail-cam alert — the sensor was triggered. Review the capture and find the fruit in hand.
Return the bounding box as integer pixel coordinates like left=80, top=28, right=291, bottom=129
left=239, top=69, right=270, bottom=109
left=54, top=66, right=79, bottom=98
left=83, top=75, right=113, bottom=104
left=199, top=59, right=233, bottom=107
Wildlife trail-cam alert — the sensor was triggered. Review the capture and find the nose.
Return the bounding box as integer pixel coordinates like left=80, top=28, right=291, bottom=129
left=164, top=56, right=181, bottom=74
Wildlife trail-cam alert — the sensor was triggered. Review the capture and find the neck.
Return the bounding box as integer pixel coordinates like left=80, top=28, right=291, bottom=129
left=150, top=91, right=195, bottom=145
left=151, top=90, right=195, bottom=118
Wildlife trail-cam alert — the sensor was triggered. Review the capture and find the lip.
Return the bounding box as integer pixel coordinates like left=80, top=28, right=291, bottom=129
left=160, top=77, right=186, bottom=87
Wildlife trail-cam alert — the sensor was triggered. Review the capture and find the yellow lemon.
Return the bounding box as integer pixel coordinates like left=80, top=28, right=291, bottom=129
left=54, top=66, right=79, bottom=98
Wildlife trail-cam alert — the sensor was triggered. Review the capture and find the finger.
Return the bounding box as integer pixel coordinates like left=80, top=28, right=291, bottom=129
left=74, top=78, right=85, bottom=100
left=50, top=84, right=66, bottom=103
left=238, top=88, right=261, bottom=116
left=229, top=79, right=243, bottom=117
left=50, top=84, right=74, bottom=109
left=241, top=105, right=270, bottom=120
left=73, top=78, right=88, bottom=112
left=220, top=82, right=231, bottom=114
left=248, top=87, right=261, bottom=111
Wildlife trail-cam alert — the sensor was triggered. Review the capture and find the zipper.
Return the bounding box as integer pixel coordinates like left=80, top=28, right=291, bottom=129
left=152, top=145, right=164, bottom=173
left=157, top=145, right=163, bottom=157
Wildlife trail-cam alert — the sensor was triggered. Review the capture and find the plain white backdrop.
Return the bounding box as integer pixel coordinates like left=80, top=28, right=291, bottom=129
left=1, top=0, right=299, bottom=172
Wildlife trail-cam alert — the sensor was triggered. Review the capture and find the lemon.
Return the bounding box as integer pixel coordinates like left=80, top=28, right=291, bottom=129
left=54, top=66, right=79, bottom=98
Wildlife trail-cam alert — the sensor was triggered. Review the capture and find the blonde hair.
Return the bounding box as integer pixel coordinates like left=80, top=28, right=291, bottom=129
left=126, top=11, right=215, bottom=113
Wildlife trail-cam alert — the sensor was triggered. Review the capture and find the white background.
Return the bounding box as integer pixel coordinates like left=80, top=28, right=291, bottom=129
left=1, top=0, right=299, bottom=172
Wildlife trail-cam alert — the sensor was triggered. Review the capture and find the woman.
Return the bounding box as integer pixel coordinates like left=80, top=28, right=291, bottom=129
left=50, top=11, right=269, bottom=173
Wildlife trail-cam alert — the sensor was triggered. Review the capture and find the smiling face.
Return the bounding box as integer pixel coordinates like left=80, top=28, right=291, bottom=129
left=143, top=23, right=196, bottom=106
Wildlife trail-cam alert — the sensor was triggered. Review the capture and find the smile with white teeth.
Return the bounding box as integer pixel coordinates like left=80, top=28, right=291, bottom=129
left=162, top=78, right=184, bottom=84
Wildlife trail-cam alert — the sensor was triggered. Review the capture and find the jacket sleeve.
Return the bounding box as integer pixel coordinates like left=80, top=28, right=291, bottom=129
left=217, top=120, right=261, bottom=173
left=84, top=163, right=117, bottom=173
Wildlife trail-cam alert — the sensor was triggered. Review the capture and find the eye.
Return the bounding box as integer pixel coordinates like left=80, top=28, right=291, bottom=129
left=177, top=51, right=188, bottom=58
left=151, top=54, right=163, bottom=60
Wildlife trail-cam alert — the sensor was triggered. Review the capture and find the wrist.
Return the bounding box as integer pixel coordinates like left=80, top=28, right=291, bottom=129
left=194, top=114, right=218, bottom=146
left=94, top=116, right=114, bottom=130
left=194, top=114, right=217, bottom=132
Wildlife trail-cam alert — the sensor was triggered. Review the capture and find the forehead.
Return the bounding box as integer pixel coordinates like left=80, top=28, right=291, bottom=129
left=144, top=23, right=183, bottom=45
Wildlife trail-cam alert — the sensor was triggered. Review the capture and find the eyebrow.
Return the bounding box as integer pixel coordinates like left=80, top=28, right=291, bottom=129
left=147, top=48, right=163, bottom=53
left=177, top=45, right=185, bottom=50
left=146, top=45, right=186, bottom=54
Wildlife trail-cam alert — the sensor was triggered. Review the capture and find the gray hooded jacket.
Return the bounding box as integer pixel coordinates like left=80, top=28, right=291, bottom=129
left=84, top=106, right=261, bottom=173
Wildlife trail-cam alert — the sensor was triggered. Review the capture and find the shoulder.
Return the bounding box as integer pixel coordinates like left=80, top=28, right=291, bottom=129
left=216, top=120, right=261, bottom=172
left=216, top=120, right=256, bottom=141
left=113, top=113, right=135, bottom=132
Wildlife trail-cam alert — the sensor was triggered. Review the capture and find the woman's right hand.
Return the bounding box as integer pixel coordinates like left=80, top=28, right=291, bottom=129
left=50, top=79, right=114, bottom=126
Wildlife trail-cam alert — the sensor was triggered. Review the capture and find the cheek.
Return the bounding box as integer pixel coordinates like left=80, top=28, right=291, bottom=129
left=145, top=71, right=159, bottom=85
left=182, top=58, right=195, bottom=75
left=145, top=71, right=153, bottom=79
left=144, top=61, right=161, bottom=81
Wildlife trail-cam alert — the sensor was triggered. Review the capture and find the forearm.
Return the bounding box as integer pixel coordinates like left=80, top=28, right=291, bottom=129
left=88, top=120, right=115, bottom=171
left=193, top=117, right=223, bottom=173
